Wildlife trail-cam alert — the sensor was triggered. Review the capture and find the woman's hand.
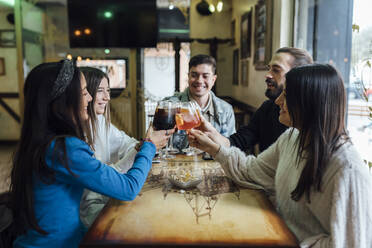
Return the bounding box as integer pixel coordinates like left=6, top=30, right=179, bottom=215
left=195, top=115, right=216, bottom=134
left=188, top=129, right=220, bottom=157
left=145, top=123, right=175, bottom=151
left=196, top=115, right=231, bottom=147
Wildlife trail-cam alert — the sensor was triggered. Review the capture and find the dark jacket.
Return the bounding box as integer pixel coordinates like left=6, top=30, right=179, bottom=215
left=228, top=100, right=287, bottom=153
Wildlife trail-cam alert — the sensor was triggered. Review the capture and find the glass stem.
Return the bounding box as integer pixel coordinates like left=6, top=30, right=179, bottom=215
left=165, top=140, right=169, bottom=157
left=169, top=134, right=174, bottom=151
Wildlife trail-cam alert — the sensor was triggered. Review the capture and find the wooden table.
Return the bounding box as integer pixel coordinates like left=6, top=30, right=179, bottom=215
left=80, top=155, right=298, bottom=247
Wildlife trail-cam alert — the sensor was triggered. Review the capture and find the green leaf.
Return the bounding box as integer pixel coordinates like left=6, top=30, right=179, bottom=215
left=352, top=24, right=360, bottom=33
left=367, top=60, right=372, bottom=68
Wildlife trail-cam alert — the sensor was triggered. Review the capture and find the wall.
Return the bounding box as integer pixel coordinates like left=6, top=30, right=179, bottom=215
left=189, top=0, right=293, bottom=109
left=0, top=8, right=17, bottom=92
left=0, top=1, right=51, bottom=140
left=189, top=0, right=233, bottom=96
left=230, top=0, right=266, bottom=108
left=0, top=7, right=20, bottom=140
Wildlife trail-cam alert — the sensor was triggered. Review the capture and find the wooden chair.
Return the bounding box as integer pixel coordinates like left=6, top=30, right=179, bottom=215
left=0, top=192, right=16, bottom=248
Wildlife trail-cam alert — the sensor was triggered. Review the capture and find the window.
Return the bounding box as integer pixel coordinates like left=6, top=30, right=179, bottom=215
left=294, top=0, right=372, bottom=164
left=77, top=59, right=127, bottom=89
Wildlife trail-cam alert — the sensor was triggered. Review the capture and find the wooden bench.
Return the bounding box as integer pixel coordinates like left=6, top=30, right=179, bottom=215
left=220, top=96, right=257, bottom=131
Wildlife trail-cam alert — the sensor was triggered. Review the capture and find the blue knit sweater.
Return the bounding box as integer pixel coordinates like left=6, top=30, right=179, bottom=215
left=13, top=137, right=155, bottom=248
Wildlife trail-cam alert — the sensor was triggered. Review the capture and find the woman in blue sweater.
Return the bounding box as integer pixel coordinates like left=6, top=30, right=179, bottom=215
left=9, top=60, right=173, bottom=248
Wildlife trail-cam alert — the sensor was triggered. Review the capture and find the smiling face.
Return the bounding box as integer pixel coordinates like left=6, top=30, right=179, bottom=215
left=80, top=74, right=92, bottom=120
left=274, top=88, right=292, bottom=127
left=188, top=64, right=217, bottom=99
left=265, top=52, right=294, bottom=100
left=94, top=77, right=110, bottom=115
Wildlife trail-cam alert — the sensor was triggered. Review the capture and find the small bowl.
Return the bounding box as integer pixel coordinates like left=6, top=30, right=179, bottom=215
left=168, top=177, right=202, bottom=189
left=167, top=168, right=202, bottom=189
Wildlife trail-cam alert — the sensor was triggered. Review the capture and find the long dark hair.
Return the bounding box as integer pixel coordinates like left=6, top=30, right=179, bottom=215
left=10, top=61, right=92, bottom=235
left=79, top=67, right=110, bottom=145
left=285, top=64, right=349, bottom=202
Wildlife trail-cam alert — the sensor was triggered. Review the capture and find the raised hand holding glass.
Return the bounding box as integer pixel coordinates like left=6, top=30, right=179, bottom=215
left=175, top=101, right=202, bottom=156
left=153, top=100, right=177, bottom=159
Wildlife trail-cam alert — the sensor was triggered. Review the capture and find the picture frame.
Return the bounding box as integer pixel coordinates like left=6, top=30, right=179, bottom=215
left=240, top=9, right=252, bottom=59
left=0, top=57, right=5, bottom=76
left=232, top=49, right=239, bottom=85
left=254, top=0, right=273, bottom=70
left=0, top=30, right=16, bottom=47
left=241, top=59, right=249, bottom=87
left=231, top=19, right=236, bottom=46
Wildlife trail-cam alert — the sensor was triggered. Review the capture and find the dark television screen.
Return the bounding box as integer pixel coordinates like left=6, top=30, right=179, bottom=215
left=158, top=8, right=189, bottom=40
left=67, top=0, right=158, bottom=48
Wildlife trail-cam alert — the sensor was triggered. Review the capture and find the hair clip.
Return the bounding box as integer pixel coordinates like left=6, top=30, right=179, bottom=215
left=50, top=59, right=75, bottom=101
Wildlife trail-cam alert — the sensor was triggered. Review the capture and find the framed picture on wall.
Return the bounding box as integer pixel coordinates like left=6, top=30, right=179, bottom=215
left=254, top=0, right=273, bottom=70
left=240, top=9, right=252, bottom=59
left=241, top=59, right=249, bottom=87
left=0, top=57, right=5, bottom=76
left=231, top=19, right=236, bottom=46
left=0, top=30, right=16, bottom=47
left=233, top=49, right=239, bottom=85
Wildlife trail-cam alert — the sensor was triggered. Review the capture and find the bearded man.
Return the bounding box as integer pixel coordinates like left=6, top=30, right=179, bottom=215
left=201, top=47, right=313, bottom=154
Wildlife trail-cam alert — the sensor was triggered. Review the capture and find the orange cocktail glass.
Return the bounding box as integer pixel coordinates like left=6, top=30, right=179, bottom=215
left=175, top=102, right=201, bottom=130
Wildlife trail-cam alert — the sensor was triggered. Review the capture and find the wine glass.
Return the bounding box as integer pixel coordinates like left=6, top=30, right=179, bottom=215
left=175, top=101, right=202, bottom=156
left=153, top=100, right=177, bottom=159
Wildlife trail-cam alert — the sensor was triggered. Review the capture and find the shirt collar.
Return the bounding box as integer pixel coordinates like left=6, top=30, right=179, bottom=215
left=187, top=90, right=213, bottom=113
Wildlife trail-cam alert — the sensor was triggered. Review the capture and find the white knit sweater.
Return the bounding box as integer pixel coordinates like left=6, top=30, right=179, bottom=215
left=80, top=115, right=138, bottom=227
left=215, top=128, right=372, bottom=248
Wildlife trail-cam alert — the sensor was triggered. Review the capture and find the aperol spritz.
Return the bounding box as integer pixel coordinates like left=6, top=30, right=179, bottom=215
left=175, top=102, right=201, bottom=130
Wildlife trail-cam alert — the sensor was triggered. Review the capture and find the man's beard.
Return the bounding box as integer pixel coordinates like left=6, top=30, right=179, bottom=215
left=265, top=79, right=283, bottom=100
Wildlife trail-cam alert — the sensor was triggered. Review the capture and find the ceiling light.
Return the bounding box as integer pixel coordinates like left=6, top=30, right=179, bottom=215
left=74, top=30, right=81, bottom=36
left=84, top=28, right=91, bottom=35
left=208, top=3, right=215, bottom=13
left=104, top=11, right=113, bottom=19
left=216, top=1, right=223, bottom=12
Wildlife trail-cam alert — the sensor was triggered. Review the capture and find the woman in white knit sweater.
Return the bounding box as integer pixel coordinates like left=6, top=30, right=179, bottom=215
left=79, top=67, right=173, bottom=227
left=189, top=64, right=372, bottom=248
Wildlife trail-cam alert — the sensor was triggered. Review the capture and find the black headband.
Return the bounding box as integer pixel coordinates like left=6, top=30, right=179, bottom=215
left=50, top=59, right=75, bottom=101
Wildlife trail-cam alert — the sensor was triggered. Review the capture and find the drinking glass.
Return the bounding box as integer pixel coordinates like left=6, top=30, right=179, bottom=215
left=153, top=100, right=177, bottom=159
left=175, top=101, right=202, bottom=155
left=175, top=101, right=201, bottom=130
